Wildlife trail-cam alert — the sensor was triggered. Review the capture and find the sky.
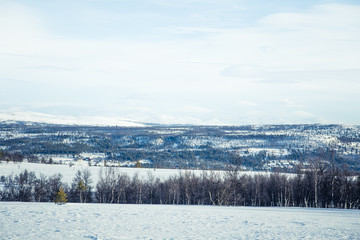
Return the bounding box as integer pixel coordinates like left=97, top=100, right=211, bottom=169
left=1, top=0, right=360, bottom=125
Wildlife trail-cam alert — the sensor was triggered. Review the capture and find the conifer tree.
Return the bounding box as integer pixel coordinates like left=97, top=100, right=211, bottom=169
left=54, top=186, right=68, bottom=205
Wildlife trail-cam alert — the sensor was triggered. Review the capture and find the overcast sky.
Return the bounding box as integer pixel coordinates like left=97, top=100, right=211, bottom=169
left=1, top=0, right=360, bottom=125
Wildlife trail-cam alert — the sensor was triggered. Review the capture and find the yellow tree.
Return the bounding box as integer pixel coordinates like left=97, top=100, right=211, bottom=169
left=54, top=186, right=68, bottom=205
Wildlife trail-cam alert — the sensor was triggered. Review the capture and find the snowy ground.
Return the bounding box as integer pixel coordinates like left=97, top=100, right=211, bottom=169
left=0, top=162, right=217, bottom=184
left=0, top=162, right=178, bottom=183
left=0, top=202, right=359, bottom=240
left=0, top=162, right=290, bottom=184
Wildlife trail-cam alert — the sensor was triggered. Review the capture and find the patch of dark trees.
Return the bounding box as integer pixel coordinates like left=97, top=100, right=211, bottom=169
left=0, top=151, right=24, bottom=162
left=0, top=151, right=56, bottom=164
left=1, top=162, right=359, bottom=209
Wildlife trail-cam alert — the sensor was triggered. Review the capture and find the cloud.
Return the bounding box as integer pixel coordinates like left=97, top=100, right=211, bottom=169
left=1, top=1, right=359, bottom=125
left=2, top=2, right=359, bottom=86
left=291, top=111, right=323, bottom=123
left=0, top=2, right=47, bottom=55
left=238, top=100, right=257, bottom=106
left=26, top=65, right=78, bottom=72
left=279, top=99, right=304, bottom=108
left=260, top=4, right=360, bottom=32
left=223, top=68, right=360, bottom=84
left=177, top=105, right=213, bottom=113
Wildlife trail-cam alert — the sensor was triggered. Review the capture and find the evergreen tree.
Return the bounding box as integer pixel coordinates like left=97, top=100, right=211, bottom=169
left=54, top=186, right=68, bottom=205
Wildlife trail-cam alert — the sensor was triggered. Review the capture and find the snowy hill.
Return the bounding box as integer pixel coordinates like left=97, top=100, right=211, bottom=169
left=0, top=110, right=146, bottom=127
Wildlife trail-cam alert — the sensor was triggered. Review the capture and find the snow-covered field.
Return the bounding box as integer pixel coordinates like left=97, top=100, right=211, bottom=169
left=0, top=162, right=177, bottom=183
left=0, top=202, right=359, bottom=240
left=0, top=162, right=289, bottom=184
left=0, top=163, right=358, bottom=239
left=0, top=162, right=214, bottom=184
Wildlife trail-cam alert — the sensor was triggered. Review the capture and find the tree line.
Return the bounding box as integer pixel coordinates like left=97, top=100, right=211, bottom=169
left=1, top=161, right=359, bottom=209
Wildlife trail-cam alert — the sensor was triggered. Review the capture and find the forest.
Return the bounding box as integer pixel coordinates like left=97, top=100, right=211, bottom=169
left=1, top=161, right=359, bottom=209
left=1, top=122, right=360, bottom=171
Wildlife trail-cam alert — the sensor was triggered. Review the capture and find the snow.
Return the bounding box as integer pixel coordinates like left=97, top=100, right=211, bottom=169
left=0, top=162, right=294, bottom=184
left=0, top=202, right=359, bottom=239
left=0, top=162, right=183, bottom=183
left=80, top=153, right=107, bottom=159
left=0, top=110, right=145, bottom=127
left=0, top=162, right=225, bottom=184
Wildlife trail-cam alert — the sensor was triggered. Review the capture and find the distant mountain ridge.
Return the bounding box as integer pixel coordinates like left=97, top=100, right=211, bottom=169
left=0, top=110, right=146, bottom=127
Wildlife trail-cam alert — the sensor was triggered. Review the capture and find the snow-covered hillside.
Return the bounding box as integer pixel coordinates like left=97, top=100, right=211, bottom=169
left=0, top=110, right=145, bottom=127
left=1, top=121, right=360, bottom=171
left=1, top=202, right=359, bottom=239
